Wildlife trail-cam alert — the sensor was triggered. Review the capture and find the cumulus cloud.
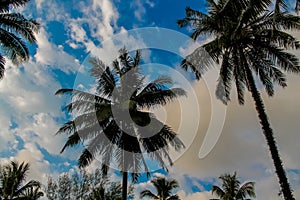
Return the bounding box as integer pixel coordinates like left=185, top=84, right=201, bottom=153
left=34, top=28, right=80, bottom=74
left=15, top=143, right=50, bottom=182
left=154, top=64, right=300, bottom=199
left=177, top=190, right=213, bottom=200
left=0, top=50, right=73, bottom=183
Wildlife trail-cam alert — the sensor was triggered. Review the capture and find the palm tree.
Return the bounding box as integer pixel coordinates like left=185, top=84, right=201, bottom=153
left=88, top=182, right=130, bottom=200
left=0, top=161, right=43, bottom=200
left=19, top=187, right=44, bottom=200
left=211, top=172, right=255, bottom=200
left=56, top=48, right=185, bottom=200
left=140, top=176, right=180, bottom=200
left=177, top=0, right=299, bottom=199
left=0, top=0, right=40, bottom=79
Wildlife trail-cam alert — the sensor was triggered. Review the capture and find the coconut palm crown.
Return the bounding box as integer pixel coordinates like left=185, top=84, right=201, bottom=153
left=211, top=172, right=255, bottom=200
left=140, top=176, right=180, bottom=200
left=56, top=47, right=186, bottom=199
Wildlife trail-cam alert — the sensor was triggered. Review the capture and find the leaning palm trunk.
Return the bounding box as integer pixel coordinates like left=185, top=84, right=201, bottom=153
left=246, top=67, right=295, bottom=200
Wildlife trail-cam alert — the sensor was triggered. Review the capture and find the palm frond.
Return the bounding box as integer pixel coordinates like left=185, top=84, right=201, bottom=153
left=0, top=55, right=5, bottom=79
left=89, top=57, right=116, bottom=96
left=236, top=181, right=256, bottom=199
left=262, top=44, right=300, bottom=73
left=140, top=123, right=185, bottom=153
left=136, top=88, right=186, bottom=109
left=78, top=149, right=94, bottom=168
left=255, top=29, right=300, bottom=49
left=275, top=0, right=288, bottom=12
left=0, top=13, right=40, bottom=43
left=140, top=190, right=159, bottom=199
left=272, top=12, right=300, bottom=30
left=55, top=89, right=110, bottom=103
left=60, top=132, right=81, bottom=153
left=212, top=185, right=225, bottom=198
left=56, top=121, right=75, bottom=135
left=167, top=194, right=180, bottom=200
left=16, top=180, right=41, bottom=195
left=216, top=50, right=234, bottom=104
left=0, top=0, right=30, bottom=13
left=0, top=28, right=29, bottom=64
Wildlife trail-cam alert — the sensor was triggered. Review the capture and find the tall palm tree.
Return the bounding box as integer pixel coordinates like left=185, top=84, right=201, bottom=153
left=56, top=48, right=185, bottom=200
left=177, top=0, right=299, bottom=199
left=140, top=176, right=180, bottom=200
left=0, top=0, right=40, bottom=79
left=211, top=172, right=255, bottom=200
left=0, top=161, right=43, bottom=200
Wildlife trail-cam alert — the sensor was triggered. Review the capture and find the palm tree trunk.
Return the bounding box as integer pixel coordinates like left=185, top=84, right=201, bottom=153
left=246, top=68, right=295, bottom=200
left=122, top=171, right=128, bottom=200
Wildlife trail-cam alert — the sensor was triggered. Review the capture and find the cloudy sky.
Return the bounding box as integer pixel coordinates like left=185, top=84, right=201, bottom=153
left=0, top=0, right=300, bottom=199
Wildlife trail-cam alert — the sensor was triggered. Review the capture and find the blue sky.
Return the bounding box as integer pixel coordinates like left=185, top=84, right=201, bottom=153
left=0, top=0, right=300, bottom=199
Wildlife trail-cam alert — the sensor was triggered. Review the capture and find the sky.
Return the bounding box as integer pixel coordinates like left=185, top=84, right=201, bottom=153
left=0, top=0, right=300, bottom=199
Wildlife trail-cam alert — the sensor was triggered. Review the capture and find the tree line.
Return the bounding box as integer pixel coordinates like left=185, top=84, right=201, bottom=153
left=0, top=161, right=257, bottom=200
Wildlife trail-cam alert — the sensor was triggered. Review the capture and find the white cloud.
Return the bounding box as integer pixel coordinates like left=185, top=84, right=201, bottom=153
left=130, top=0, right=155, bottom=22
left=16, top=112, right=66, bottom=155
left=65, top=0, right=119, bottom=51
left=34, top=0, right=45, bottom=11
left=177, top=190, right=213, bottom=200
left=0, top=51, right=72, bottom=172
left=0, top=114, right=16, bottom=152
left=32, top=0, right=68, bottom=21
left=0, top=143, right=52, bottom=186
left=35, top=28, right=80, bottom=74
left=131, top=0, right=146, bottom=21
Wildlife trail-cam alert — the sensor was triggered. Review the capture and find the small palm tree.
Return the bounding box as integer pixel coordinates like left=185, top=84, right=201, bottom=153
left=0, top=161, right=43, bottom=200
left=19, top=187, right=44, bottom=200
left=0, top=0, right=40, bottom=79
left=56, top=48, right=185, bottom=200
left=88, top=182, right=130, bottom=200
left=177, top=0, right=299, bottom=199
left=140, top=176, right=180, bottom=200
left=211, top=172, right=255, bottom=200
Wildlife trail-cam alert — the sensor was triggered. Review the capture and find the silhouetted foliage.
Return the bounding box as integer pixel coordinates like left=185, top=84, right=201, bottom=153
left=140, top=176, right=180, bottom=200
left=0, top=161, right=43, bottom=200
left=211, top=172, right=255, bottom=200
left=177, top=0, right=300, bottom=199
left=0, top=0, right=40, bottom=79
left=56, top=47, right=186, bottom=199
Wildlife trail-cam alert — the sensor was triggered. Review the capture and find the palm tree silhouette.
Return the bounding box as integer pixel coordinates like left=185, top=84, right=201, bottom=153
left=177, top=0, right=299, bottom=199
left=211, top=172, right=255, bottom=200
left=0, top=161, right=43, bottom=200
left=140, top=176, right=180, bottom=200
left=56, top=48, right=185, bottom=199
left=0, top=0, right=40, bottom=79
